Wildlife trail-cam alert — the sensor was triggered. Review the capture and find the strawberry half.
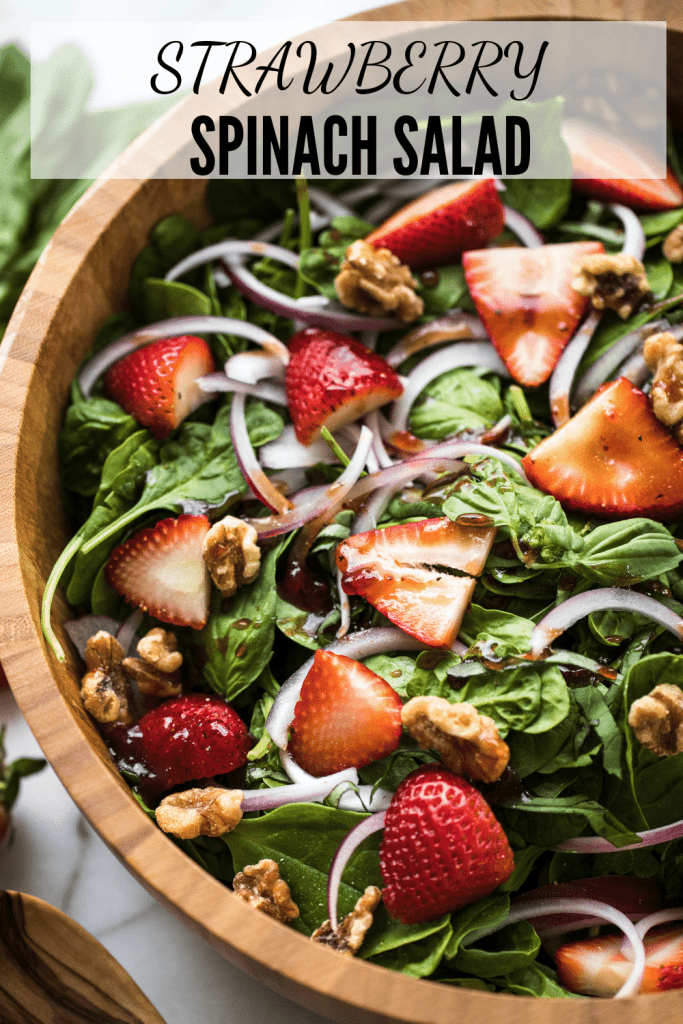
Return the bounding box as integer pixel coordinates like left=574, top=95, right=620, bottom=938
left=562, top=118, right=683, bottom=211
left=285, top=328, right=403, bottom=444
left=522, top=377, right=683, bottom=521
left=136, top=693, right=252, bottom=791
left=104, top=335, right=216, bottom=440
left=380, top=765, right=514, bottom=924
left=105, top=514, right=211, bottom=629
left=365, top=179, right=504, bottom=269
left=555, top=923, right=683, bottom=997
left=336, top=517, right=497, bottom=647
left=462, top=241, right=604, bottom=387
left=287, top=650, right=403, bottom=777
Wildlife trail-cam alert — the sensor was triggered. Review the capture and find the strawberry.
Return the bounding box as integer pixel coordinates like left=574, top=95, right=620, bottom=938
left=336, top=517, right=497, bottom=647
left=462, top=241, right=604, bottom=387
left=522, top=377, right=683, bottom=521
left=379, top=765, right=514, bottom=924
left=104, top=335, right=216, bottom=440
left=365, top=179, right=504, bottom=269
left=287, top=650, right=403, bottom=777
left=105, top=514, right=211, bottom=629
left=562, top=118, right=683, bottom=211
left=285, top=328, right=403, bottom=444
left=555, top=923, right=683, bottom=997
left=136, top=693, right=251, bottom=792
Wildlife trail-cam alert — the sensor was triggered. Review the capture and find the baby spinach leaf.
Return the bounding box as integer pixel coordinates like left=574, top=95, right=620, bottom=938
left=458, top=664, right=569, bottom=738
left=364, top=915, right=453, bottom=977
left=499, top=794, right=640, bottom=847
left=416, top=265, right=470, bottom=315
left=500, top=98, right=571, bottom=228
left=448, top=921, right=540, bottom=979
left=496, top=963, right=579, bottom=998
left=58, top=397, right=139, bottom=498
left=572, top=685, right=623, bottom=778
left=578, top=519, right=682, bottom=585
left=410, top=368, right=503, bottom=441
left=444, top=894, right=510, bottom=959
left=640, top=207, right=683, bottom=237
left=142, top=278, right=213, bottom=322
left=360, top=906, right=450, bottom=966
left=459, top=604, right=533, bottom=658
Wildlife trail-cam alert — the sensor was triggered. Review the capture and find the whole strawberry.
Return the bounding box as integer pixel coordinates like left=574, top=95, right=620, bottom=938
left=136, top=694, right=252, bottom=792
left=0, top=725, right=46, bottom=846
left=379, top=765, right=514, bottom=924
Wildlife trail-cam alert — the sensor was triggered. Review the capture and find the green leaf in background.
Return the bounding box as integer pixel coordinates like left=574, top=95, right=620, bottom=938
left=500, top=98, right=572, bottom=229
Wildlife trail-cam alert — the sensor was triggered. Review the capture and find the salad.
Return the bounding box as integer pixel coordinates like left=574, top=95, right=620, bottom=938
left=41, top=121, right=683, bottom=1000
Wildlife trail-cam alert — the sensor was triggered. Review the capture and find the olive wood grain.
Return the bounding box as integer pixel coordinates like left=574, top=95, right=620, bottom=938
left=0, top=891, right=166, bottom=1024
left=1, top=3, right=683, bottom=1023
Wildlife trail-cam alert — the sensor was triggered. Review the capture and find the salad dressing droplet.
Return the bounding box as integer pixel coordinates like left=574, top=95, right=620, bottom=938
left=455, top=513, right=494, bottom=528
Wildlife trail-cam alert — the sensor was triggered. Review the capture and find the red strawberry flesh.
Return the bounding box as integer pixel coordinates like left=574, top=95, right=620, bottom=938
left=365, top=179, right=504, bottom=269
left=556, top=923, right=683, bottom=997
left=285, top=328, right=403, bottom=444
left=380, top=765, right=514, bottom=924
left=522, top=377, right=683, bottom=521
left=287, top=650, right=403, bottom=777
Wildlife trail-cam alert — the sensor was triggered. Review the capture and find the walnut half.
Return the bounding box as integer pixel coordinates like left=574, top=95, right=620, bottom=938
left=643, top=331, right=683, bottom=444
left=155, top=787, right=244, bottom=839
left=312, top=886, right=381, bottom=956
left=80, top=631, right=136, bottom=726
left=202, top=516, right=261, bottom=597
left=123, top=627, right=183, bottom=698
left=401, top=696, right=509, bottom=783
left=233, top=860, right=299, bottom=923
left=628, top=684, right=683, bottom=756
left=663, top=224, right=683, bottom=264
left=335, top=239, right=424, bottom=323
left=572, top=252, right=651, bottom=320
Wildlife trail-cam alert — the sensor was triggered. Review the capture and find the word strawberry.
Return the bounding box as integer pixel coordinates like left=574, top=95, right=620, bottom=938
left=562, top=119, right=683, bottom=210
left=555, top=923, right=683, bottom=996
left=106, top=514, right=211, bottom=629
left=462, top=241, right=604, bottom=387
left=379, top=765, right=514, bottom=924
left=522, top=377, right=683, bottom=521
left=365, top=179, right=504, bottom=269
left=336, top=516, right=497, bottom=647
left=285, top=328, right=403, bottom=444
left=136, top=694, right=251, bottom=792
left=104, top=335, right=215, bottom=440
left=287, top=650, right=403, bottom=777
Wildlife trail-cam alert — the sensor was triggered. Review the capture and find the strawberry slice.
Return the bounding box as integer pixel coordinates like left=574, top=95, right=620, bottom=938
left=136, top=693, right=252, bottom=791
left=365, top=179, right=504, bottom=269
left=287, top=650, right=403, bottom=777
left=285, top=328, right=403, bottom=444
left=105, top=514, right=211, bottom=629
left=555, top=923, right=683, bottom=997
left=104, top=335, right=216, bottom=440
left=380, top=765, right=514, bottom=924
left=522, top=377, right=683, bottom=521
left=462, top=241, right=604, bottom=387
left=562, top=118, right=683, bottom=211
left=336, top=517, right=497, bottom=647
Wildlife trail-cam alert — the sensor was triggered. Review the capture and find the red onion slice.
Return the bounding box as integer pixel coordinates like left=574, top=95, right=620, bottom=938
left=635, top=908, right=683, bottom=941
left=239, top=771, right=359, bottom=812
left=548, top=310, right=602, bottom=427
left=554, top=818, right=683, bottom=854
left=279, top=751, right=392, bottom=814
left=327, top=812, right=387, bottom=930
left=610, top=202, right=646, bottom=261
left=618, top=351, right=650, bottom=388
left=530, top=588, right=683, bottom=658
left=197, top=373, right=287, bottom=405
left=230, top=392, right=293, bottom=514
left=336, top=566, right=351, bottom=639
left=224, top=351, right=286, bottom=384
left=164, top=239, right=299, bottom=283
left=514, top=876, right=664, bottom=940
left=78, top=316, right=289, bottom=398
left=503, top=205, right=544, bottom=248
left=307, top=186, right=357, bottom=220
left=260, top=425, right=339, bottom=470
left=385, top=314, right=487, bottom=368
left=364, top=410, right=394, bottom=470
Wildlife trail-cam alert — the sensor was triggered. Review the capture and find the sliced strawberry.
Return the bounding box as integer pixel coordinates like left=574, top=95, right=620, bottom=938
left=285, top=328, right=403, bottom=444
left=365, top=179, right=504, bottom=269
left=336, top=517, right=497, bottom=647
left=380, top=765, right=514, bottom=924
left=522, top=377, right=683, bottom=521
left=462, top=241, right=604, bottom=387
left=562, top=118, right=683, bottom=211
left=287, top=650, right=402, bottom=777
left=105, top=514, right=211, bottom=629
left=136, top=693, right=252, bottom=791
left=555, top=923, right=683, bottom=997
left=104, top=335, right=216, bottom=440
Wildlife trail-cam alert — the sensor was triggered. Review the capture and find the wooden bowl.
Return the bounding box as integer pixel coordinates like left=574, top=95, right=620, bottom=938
left=2, top=3, right=682, bottom=1022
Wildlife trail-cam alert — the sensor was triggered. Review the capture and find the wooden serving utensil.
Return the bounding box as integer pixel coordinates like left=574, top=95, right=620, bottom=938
left=0, top=890, right=166, bottom=1024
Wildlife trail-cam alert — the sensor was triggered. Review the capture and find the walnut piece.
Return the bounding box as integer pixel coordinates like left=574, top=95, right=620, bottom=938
left=572, top=252, right=652, bottom=319
left=80, top=631, right=135, bottom=726
left=643, top=331, right=683, bottom=444
left=663, top=224, right=683, bottom=264
left=123, top=627, right=183, bottom=698
left=202, top=516, right=261, bottom=597
left=401, top=696, right=509, bottom=783
left=335, top=239, right=424, bottom=323
left=155, top=787, right=244, bottom=839
left=232, top=859, right=299, bottom=923
left=312, top=886, right=381, bottom=955
left=628, top=684, right=683, bottom=756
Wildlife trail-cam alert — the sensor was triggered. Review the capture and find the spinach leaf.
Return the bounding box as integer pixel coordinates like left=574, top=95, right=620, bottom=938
left=578, top=519, right=682, bottom=585
left=458, top=663, right=570, bottom=737
left=58, top=398, right=139, bottom=499
left=444, top=893, right=510, bottom=958
left=448, top=921, right=540, bottom=979
left=496, top=963, right=580, bottom=998
left=459, top=604, right=533, bottom=658
left=500, top=98, right=571, bottom=228
left=410, top=368, right=503, bottom=441
left=361, top=907, right=452, bottom=977
left=498, top=794, right=640, bottom=847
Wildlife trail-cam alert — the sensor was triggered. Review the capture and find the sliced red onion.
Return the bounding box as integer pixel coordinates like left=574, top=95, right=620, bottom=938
left=164, top=239, right=298, bottom=284
left=364, top=410, right=394, bottom=469
left=480, top=414, right=513, bottom=445
left=503, top=205, right=544, bottom=248
left=230, top=392, right=293, bottom=514
left=635, top=908, right=683, bottom=940
left=327, top=812, right=387, bottom=930
left=361, top=330, right=378, bottom=352
left=530, top=588, right=683, bottom=658
left=308, top=186, right=357, bottom=220
left=554, top=818, right=683, bottom=854
left=618, top=351, right=650, bottom=388
left=462, top=898, right=645, bottom=999
left=610, top=202, right=646, bottom=261
left=572, top=319, right=675, bottom=409
left=116, top=608, right=144, bottom=655
left=422, top=438, right=529, bottom=483
left=384, top=314, right=486, bottom=368
left=78, top=316, right=289, bottom=399
left=548, top=310, right=602, bottom=427
left=64, top=615, right=125, bottom=659
left=224, top=351, right=285, bottom=384
left=352, top=483, right=396, bottom=534
left=197, top=372, right=287, bottom=405
left=266, top=627, right=427, bottom=749
left=246, top=425, right=373, bottom=538
left=239, top=771, right=358, bottom=812
left=260, top=425, right=339, bottom=470
left=514, top=876, right=664, bottom=940
left=389, top=342, right=509, bottom=433
left=279, top=751, right=392, bottom=814
left=336, top=566, right=351, bottom=639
